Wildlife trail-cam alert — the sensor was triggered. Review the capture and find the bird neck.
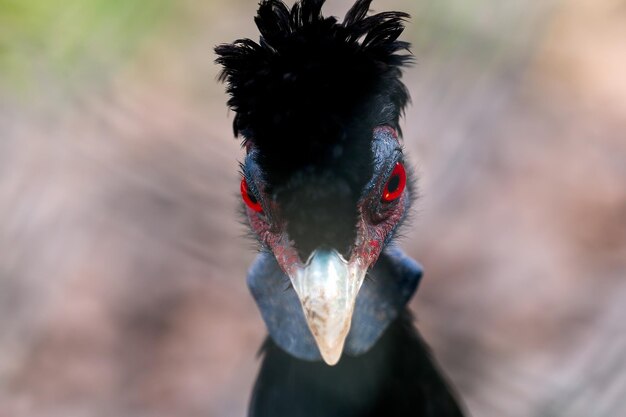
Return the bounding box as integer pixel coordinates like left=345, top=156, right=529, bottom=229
left=249, top=310, right=466, bottom=417
left=247, top=247, right=423, bottom=361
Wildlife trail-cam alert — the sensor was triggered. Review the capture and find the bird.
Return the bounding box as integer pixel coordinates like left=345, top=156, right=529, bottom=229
left=215, top=0, right=466, bottom=416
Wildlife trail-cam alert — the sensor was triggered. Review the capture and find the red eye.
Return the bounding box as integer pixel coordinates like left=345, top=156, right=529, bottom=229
left=241, top=178, right=263, bottom=213
left=382, top=162, right=406, bottom=202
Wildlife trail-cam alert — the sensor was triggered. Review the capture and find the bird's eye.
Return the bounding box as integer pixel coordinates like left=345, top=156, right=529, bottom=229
left=241, top=178, right=263, bottom=213
left=381, top=162, right=406, bottom=202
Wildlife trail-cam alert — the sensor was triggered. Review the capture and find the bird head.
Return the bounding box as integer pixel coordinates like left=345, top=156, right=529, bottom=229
left=216, top=0, right=415, bottom=365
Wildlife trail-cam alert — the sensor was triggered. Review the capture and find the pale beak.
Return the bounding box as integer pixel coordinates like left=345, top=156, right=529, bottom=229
left=289, top=249, right=368, bottom=366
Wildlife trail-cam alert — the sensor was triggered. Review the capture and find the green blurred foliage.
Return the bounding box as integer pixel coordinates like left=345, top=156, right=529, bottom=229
left=0, top=0, right=174, bottom=90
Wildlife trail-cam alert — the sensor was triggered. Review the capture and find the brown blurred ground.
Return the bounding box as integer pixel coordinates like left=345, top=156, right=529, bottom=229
left=1, top=1, right=625, bottom=416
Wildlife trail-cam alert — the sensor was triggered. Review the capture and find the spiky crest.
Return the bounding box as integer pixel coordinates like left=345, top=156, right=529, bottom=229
left=215, top=0, right=412, bottom=187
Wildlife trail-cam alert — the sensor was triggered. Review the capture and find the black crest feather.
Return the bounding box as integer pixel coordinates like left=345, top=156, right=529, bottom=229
left=215, top=0, right=412, bottom=187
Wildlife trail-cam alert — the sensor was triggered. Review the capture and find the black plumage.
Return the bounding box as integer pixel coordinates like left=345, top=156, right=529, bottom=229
left=215, top=0, right=410, bottom=188
left=251, top=312, right=465, bottom=417
left=215, top=1, right=467, bottom=416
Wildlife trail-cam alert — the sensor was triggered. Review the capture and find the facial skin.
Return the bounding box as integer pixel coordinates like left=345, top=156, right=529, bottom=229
left=215, top=0, right=414, bottom=366
left=239, top=126, right=412, bottom=365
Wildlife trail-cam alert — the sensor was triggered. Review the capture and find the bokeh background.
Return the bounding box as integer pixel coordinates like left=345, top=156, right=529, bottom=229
left=1, top=0, right=625, bottom=416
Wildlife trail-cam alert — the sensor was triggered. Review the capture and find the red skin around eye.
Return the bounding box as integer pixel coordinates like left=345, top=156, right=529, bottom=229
left=248, top=188, right=409, bottom=280
left=243, top=133, right=409, bottom=279
left=374, top=125, right=398, bottom=140
left=247, top=204, right=304, bottom=277
left=382, top=162, right=406, bottom=202
left=351, top=190, right=408, bottom=268
left=241, top=178, right=263, bottom=213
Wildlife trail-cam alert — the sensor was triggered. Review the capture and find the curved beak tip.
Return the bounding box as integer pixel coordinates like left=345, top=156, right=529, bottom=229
left=319, top=344, right=343, bottom=366
left=302, top=303, right=351, bottom=366
left=291, top=249, right=369, bottom=367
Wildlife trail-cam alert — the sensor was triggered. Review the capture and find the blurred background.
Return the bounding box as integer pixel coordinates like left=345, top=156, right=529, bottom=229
left=1, top=0, right=625, bottom=416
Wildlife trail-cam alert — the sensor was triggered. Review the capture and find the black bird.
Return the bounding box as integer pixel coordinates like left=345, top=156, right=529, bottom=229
left=216, top=0, right=466, bottom=415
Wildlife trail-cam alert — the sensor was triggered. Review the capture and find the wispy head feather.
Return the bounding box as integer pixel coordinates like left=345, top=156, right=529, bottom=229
left=215, top=0, right=412, bottom=187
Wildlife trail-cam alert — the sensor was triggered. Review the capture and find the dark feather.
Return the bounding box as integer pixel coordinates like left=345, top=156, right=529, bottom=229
left=249, top=310, right=466, bottom=417
left=215, top=0, right=412, bottom=189
left=343, top=0, right=373, bottom=27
